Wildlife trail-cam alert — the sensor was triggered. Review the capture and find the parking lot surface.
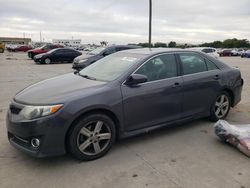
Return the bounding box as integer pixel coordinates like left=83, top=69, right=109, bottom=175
left=0, top=52, right=250, bottom=188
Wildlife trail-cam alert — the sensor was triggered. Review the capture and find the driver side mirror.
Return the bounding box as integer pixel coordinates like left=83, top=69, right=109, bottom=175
left=125, top=74, right=148, bottom=86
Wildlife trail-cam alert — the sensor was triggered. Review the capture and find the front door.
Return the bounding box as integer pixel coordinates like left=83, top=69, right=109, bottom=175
left=121, top=54, right=183, bottom=131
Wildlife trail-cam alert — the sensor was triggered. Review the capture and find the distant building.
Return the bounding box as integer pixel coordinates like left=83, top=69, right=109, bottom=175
left=52, top=39, right=81, bottom=47
left=0, top=37, right=31, bottom=45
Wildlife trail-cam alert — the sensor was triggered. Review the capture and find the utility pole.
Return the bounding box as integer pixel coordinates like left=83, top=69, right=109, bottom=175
left=40, top=31, right=42, bottom=43
left=148, top=0, right=152, bottom=48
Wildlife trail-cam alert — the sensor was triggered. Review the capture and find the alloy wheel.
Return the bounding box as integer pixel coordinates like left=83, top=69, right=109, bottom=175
left=45, top=58, right=51, bottom=64
left=214, top=94, right=230, bottom=119
left=77, top=121, right=112, bottom=156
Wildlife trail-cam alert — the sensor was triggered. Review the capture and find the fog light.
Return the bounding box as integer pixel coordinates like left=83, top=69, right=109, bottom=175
left=31, top=138, right=40, bottom=148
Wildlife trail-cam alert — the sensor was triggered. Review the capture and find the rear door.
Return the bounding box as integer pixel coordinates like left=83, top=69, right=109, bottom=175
left=177, top=52, right=222, bottom=117
left=121, top=53, right=183, bottom=131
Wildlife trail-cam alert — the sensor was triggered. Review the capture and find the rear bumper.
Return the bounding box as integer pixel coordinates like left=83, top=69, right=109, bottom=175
left=232, top=78, right=244, bottom=107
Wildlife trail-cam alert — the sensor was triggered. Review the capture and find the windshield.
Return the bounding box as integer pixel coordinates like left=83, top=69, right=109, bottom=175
left=79, top=52, right=144, bottom=81
left=88, top=47, right=105, bottom=55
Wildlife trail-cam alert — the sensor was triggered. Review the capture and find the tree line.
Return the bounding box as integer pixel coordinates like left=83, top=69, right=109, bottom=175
left=137, top=38, right=250, bottom=48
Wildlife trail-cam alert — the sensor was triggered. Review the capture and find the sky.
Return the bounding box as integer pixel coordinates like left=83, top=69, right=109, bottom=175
left=0, top=0, right=250, bottom=44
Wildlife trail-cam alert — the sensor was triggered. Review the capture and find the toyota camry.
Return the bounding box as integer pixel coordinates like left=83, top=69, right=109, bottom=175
left=6, top=48, right=243, bottom=160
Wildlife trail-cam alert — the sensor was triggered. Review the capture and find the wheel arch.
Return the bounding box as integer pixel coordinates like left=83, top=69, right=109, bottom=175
left=221, top=88, right=234, bottom=107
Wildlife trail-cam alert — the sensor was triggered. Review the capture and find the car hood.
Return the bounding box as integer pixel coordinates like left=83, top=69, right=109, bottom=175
left=28, top=48, right=45, bottom=53
left=74, top=54, right=95, bottom=62
left=14, top=73, right=107, bottom=105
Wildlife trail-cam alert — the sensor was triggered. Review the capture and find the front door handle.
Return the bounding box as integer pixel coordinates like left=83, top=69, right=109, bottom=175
left=172, top=82, right=181, bottom=88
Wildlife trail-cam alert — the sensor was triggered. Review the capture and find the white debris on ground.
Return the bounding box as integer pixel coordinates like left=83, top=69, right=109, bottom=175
left=214, top=120, right=250, bottom=157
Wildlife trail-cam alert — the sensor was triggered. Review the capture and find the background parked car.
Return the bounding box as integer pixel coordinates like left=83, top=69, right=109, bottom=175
left=189, top=47, right=219, bottom=59
left=231, top=49, right=241, bottom=56
left=0, top=42, right=5, bottom=53
left=241, top=50, right=250, bottom=58
left=27, top=44, right=63, bottom=59
left=72, top=45, right=141, bottom=70
left=34, top=48, right=82, bottom=64
left=7, top=45, right=33, bottom=52
left=219, top=49, right=234, bottom=56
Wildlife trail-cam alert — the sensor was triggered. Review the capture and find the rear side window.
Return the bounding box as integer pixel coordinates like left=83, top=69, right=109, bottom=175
left=135, top=54, right=177, bottom=82
left=179, top=53, right=207, bottom=75
left=206, top=60, right=218, bottom=70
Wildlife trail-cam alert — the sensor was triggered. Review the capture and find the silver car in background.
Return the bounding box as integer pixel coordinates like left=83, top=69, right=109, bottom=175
left=189, top=47, right=219, bottom=59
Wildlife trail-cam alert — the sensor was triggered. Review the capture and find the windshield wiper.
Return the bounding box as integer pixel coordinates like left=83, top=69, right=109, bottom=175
left=79, top=74, right=97, bottom=80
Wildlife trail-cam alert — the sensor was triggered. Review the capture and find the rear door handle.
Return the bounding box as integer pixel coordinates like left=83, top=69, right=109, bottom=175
left=172, top=82, right=181, bottom=88
left=213, top=75, right=220, bottom=80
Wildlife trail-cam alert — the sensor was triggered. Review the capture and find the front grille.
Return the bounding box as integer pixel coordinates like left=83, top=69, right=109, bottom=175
left=9, top=104, right=22, bottom=114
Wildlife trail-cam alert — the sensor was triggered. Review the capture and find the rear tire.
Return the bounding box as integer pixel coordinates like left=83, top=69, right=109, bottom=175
left=67, top=113, right=116, bottom=161
left=210, top=91, right=231, bottom=122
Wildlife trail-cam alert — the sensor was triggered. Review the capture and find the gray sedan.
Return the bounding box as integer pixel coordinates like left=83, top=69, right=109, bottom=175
left=6, top=48, right=243, bottom=160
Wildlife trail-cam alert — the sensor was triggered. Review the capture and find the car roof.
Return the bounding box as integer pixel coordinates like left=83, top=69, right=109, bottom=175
left=188, top=47, right=215, bottom=50
left=106, top=45, right=140, bottom=49
left=122, top=48, right=199, bottom=55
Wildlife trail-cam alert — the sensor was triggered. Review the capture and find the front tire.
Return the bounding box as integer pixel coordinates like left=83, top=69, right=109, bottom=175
left=44, top=58, right=51, bottom=64
left=67, top=114, right=116, bottom=161
left=210, top=91, right=231, bottom=122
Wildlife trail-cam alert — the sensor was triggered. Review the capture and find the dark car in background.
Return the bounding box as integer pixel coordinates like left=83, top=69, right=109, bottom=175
left=33, top=48, right=82, bottom=64
left=219, top=49, right=234, bottom=56
left=28, top=44, right=63, bottom=59
left=72, top=45, right=141, bottom=70
left=6, top=48, right=243, bottom=161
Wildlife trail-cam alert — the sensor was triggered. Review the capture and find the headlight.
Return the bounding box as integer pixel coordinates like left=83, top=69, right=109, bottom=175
left=20, top=104, right=63, bottom=120
left=79, top=59, right=88, bottom=64
left=34, top=55, right=42, bottom=59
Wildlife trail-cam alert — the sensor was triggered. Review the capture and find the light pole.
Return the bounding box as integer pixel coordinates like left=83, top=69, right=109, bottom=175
left=148, top=0, right=152, bottom=47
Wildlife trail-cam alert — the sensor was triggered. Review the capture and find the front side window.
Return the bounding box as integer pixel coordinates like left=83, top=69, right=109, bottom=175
left=179, top=53, right=207, bottom=75
left=135, top=54, right=177, bottom=82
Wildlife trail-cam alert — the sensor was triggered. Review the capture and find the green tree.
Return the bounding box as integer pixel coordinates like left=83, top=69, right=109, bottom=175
left=154, top=42, right=167, bottom=48
left=168, top=41, right=177, bottom=48
left=138, top=43, right=153, bottom=48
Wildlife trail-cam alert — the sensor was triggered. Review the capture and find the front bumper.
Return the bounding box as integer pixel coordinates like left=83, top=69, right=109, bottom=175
left=6, top=101, right=67, bottom=157
left=33, top=58, right=43, bottom=63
